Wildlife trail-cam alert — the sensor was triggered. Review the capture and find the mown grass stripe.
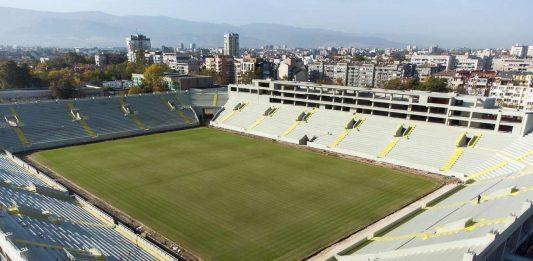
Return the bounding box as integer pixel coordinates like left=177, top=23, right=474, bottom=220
left=32, top=127, right=439, bottom=260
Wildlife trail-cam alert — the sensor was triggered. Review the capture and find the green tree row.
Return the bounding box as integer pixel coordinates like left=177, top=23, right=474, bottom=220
left=382, top=77, right=449, bottom=92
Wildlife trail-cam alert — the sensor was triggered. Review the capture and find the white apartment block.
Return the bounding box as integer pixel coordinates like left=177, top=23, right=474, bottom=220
left=234, top=59, right=255, bottom=84
left=346, top=63, right=375, bottom=87
left=455, top=55, right=481, bottom=71
left=490, top=81, right=533, bottom=110
left=410, top=54, right=455, bottom=71
left=223, top=33, right=240, bottom=57
left=492, top=58, right=533, bottom=72
left=373, top=64, right=411, bottom=87
left=528, top=46, right=533, bottom=58
left=162, top=53, right=198, bottom=75
left=510, top=44, right=527, bottom=58
left=144, top=51, right=163, bottom=64
left=307, top=62, right=325, bottom=82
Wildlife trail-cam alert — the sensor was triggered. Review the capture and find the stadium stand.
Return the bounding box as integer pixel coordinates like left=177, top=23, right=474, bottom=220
left=329, top=140, right=533, bottom=260
left=213, top=80, right=533, bottom=260
left=215, top=80, right=533, bottom=180
left=0, top=92, right=201, bottom=153
left=0, top=91, right=227, bottom=261
left=0, top=151, right=176, bottom=260
left=0, top=81, right=530, bottom=260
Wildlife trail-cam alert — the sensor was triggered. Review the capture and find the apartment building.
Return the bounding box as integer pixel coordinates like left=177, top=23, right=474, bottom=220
left=308, top=62, right=325, bottom=82
left=346, top=63, right=375, bottom=87
left=455, top=55, right=481, bottom=71
left=410, top=54, right=455, bottom=71
left=373, top=63, right=415, bottom=87
left=223, top=33, right=240, bottom=57
left=126, top=34, right=151, bottom=62
left=510, top=44, right=527, bottom=58
left=492, top=58, right=533, bottom=72
left=277, top=58, right=307, bottom=81
left=490, top=81, right=533, bottom=110
left=205, top=55, right=235, bottom=84
left=490, top=72, right=533, bottom=110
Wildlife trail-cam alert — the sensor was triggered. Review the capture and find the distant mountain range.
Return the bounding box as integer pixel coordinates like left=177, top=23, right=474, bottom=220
left=0, top=7, right=402, bottom=49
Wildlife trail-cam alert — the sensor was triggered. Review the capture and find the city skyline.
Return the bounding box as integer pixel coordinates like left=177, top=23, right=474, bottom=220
left=0, top=0, right=531, bottom=48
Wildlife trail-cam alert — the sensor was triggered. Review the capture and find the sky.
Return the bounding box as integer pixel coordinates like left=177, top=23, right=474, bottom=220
left=0, top=0, right=532, bottom=48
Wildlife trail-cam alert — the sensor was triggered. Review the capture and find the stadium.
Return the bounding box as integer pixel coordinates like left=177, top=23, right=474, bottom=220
left=0, top=79, right=531, bottom=261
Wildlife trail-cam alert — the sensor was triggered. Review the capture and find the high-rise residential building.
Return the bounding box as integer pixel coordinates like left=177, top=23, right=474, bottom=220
left=428, top=44, right=440, bottom=54
left=189, top=43, right=196, bottom=52
left=527, top=45, right=533, bottom=58
left=406, top=44, right=417, bottom=52
left=94, top=51, right=109, bottom=67
left=126, top=34, right=151, bottom=62
left=510, top=44, right=527, bottom=58
left=223, top=33, right=240, bottom=57
left=346, top=63, right=375, bottom=87
left=373, top=63, right=415, bottom=87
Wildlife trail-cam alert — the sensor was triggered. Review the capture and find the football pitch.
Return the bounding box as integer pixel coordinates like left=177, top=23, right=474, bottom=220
left=31, top=127, right=441, bottom=260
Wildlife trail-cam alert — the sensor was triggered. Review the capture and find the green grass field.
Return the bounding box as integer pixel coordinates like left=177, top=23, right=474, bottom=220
left=32, top=127, right=440, bottom=260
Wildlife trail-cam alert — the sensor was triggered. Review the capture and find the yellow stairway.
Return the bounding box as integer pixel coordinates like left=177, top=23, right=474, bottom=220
left=119, top=97, right=147, bottom=130
left=403, top=124, right=416, bottom=138
left=9, top=107, right=30, bottom=146
left=468, top=160, right=512, bottom=181
left=160, top=97, right=192, bottom=124
left=354, top=117, right=366, bottom=130
left=219, top=110, right=237, bottom=124
left=131, top=115, right=147, bottom=130
left=281, top=121, right=301, bottom=136
left=378, top=137, right=400, bottom=158
left=14, top=239, right=105, bottom=260
left=213, top=93, right=219, bottom=106
left=441, top=147, right=465, bottom=171
left=176, top=110, right=192, bottom=124
left=329, top=129, right=350, bottom=148
left=248, top=115, right=267, bottom=130
left=248, top=107, right=278, bottom=130
left=468, top=133, right=482, bottom=148
left=174, top=94, right=185, bottom=106
left=67, top=102, right=96, bottom=138
left=12, top=128, right=30, bottom=147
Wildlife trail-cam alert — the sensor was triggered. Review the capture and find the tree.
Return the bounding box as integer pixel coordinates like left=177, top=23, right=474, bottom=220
left=351, top=54, right=366, bottom=62
left=335, top=77, right=344, bottom=86
left=241, top=70, right=255, bottom=84
left=421, top=77, right=449, bottom=93
left=108, top=53, right=127, bottom=64
left=382, top=77, right=421, bottom=91
left=82, top=69, right=106, bottom=86
left=45, top=52, right=91, bottom=70
left=128, top=86, right=142, bottom=95
left=0, top=61, right=33, bottom=89
left=143, top=64, right=169, bottom=93
left=199, top=69, right=226, bottom=85
left=389, top=52, right=407, bottom=62
left=48, top=69, right=80, bottom=99
left=382, top=78, right=404, bottom=90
